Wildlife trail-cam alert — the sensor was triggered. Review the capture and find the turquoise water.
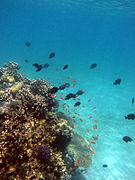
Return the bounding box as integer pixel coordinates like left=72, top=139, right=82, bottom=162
left=0, top=0, right=135, bottom=179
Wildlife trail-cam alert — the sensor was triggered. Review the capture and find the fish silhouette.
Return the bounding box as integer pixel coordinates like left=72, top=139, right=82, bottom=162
left=113, top=78, right=121, bottom=85
left=123, top=136, right=133, bottom=143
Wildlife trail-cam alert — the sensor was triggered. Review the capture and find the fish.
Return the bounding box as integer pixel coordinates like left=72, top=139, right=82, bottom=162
left=63, top=65, right=68, bottom=70
left=76, top=90, right=85, bottom=96
left=90, top=149, right=95, bottom=154
left=25, top=41, right=31, bottom=47
left=82, top=157, right=85, bottom=162
left=65, top=93, right=76, bottom=100
left=25, top=59, right=28, bottom=63
left=125, top=113, right=135, bottom=120
left=88, top=116, right=92, bottom=118
left=123, top=136, right=133, bottom=143
left=32, top=63, right=43, bottom=72
left=103, top=164, right=108, bottom=168
left=48, top=87, right=59, bottom=94
left=93, top=125, right=97, bottom=130
left=44, top=63, right=50, bottom=68
left=113, top=78, right=121, bottom=85
left=132, top=98, right=134, bottom=104
left=74, top=102, right=81, bottom=107
left=90, top=63, right=97, bottom=69
left=49, top=52, right=55, bottom=58
left=84, top=169, right=88, bottom=174
left=59, top=83, right=70, bottom=90
left=68, top=76, right=72, bottom=79
left=72, top=166, right=77, bottom=171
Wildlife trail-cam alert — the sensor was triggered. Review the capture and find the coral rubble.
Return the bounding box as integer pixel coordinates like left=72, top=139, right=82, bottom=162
left=0, top=62, right=92, bottom=180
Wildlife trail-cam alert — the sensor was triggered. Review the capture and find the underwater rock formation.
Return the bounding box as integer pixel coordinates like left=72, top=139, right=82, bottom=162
left=0, top=62, right=93, bottom=179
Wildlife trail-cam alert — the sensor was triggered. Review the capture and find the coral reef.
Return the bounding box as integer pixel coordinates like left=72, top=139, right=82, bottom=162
left=0, top=62, right=92, bottom=180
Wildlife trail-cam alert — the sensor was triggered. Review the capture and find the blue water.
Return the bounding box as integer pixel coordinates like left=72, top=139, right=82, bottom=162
left=0, top=0, right=135, bottom=179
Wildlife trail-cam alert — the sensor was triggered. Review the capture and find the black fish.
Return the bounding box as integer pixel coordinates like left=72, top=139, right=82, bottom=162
left=25, top=59, right=28, bottom=63
left=132, top=98, right=134, bottom=104
left=64, top=83, right=70, bottom=88
left=59, top=83, right=70, bottom=90
left=76, top=90, right=84, bottom=96
left=125, top=113, right=135, bottom=120
left=48, top=87, right=59, bottom=94
left=49, top=52, right=55, bottom=59
left=74, top=102, right=81, bottom=107
left=32, top=63, right=43, bottom=72
left=113, top=78, right=121, bottom=85
left=65, top=93, right=76, bottom=100
left=25, top=42, right=31, bottom=47
left=102, top=164, right=108, bottom=168
left=44, top=63, right=50, bottom=68
left=63, top=65, right=68, bottom=70
left=90, top=63, right=97, bottom=69
left=123, top=136, right=133, bottom=143
left=59, top=84, right=66, bottom=90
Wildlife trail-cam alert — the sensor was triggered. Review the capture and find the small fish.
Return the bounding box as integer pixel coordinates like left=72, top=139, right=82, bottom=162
left=103, top=164, right=108, bottom=168
left=80, top=139, right=83, bottom=142
left=125, top=113, right=135, bottom=120
left=90, top=149, right=95, bottom=154
left=68, top=76, right=72, bottom=79
left=72, top=116, right=76, bottom=118
left=76, top=90, right=85, bottom=96
left=65, top=93, right=76, bottom=100
left=32, top=63, right=43, bottom=72
left=90, top=63, right=97, bottom=69
left=44, top=63, right=50, bottom=68
left=91, top=141, right=96, bottom=144
left=88, top=116, right=92, bottom=118
left=113, top=78, right=121, bottom=85
left=74, top=102, right=81, bottom=107
left=132, top=98, right=134, bottom=104
left=25, top=59, right=28, bottom=63
left=63, top=65, right=68, bottom=70
left=92, top=136, right=98, bottom=140
left=48, top=87, right=59, bottom=94
left=74, top=132, right=76, bottom=135
left=93, top=125, right=97, bottom=130
left=73, top=126, right=77, bottom=128
left=22, top=73, right=25, bottom=76
left=84, top=169, right=88, bottom=174
left=75, top=112, right=80, bottom=116
left=72, top=84, right=76, bottom=88
left=83, top=157, right=86, bottom=162
left=72, top=166, right=77, bottom=171
left=59, top=83, right=70, bottom=90
left=80, top=118, right=83, bottom=122
left=49, top=52, right=55, bottom=58
left=25, top=41, right=31, bottom=47
left=123, top=136, right=133, bottom=143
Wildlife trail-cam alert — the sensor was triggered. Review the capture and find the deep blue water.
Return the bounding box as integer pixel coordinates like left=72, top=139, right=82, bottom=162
left=0, top=0, right=135, bottom=179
